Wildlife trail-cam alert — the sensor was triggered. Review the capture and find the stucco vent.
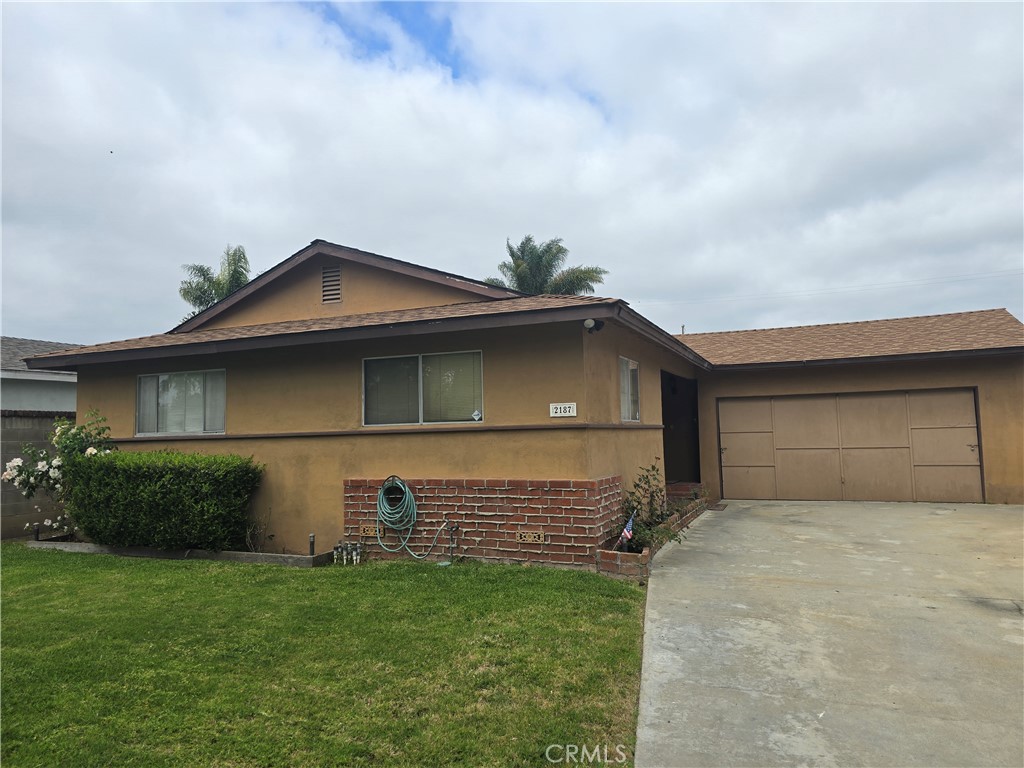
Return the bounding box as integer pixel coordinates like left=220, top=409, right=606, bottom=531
left=322, top=266, right=342, bottom=303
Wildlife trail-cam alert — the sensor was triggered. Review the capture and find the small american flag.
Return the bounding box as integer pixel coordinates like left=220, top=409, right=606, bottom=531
left=618, top=513, right=635, bottom=545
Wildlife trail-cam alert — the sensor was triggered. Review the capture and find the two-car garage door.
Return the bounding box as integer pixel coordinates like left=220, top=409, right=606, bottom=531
left=719, top=389, right=983, bottom=502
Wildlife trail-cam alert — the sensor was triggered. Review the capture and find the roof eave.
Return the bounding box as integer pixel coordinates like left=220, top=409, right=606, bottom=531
left=707, top=346, right=1024, bottom=371
left=614, top=305, right=713, bottom=369
left=27, top=303, right=624, bottom=370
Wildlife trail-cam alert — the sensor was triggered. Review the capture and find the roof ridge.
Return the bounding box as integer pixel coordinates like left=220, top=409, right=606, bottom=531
left=678, top=308, right=1014, bottom=337
left=309, top=239, right=531, bottom=297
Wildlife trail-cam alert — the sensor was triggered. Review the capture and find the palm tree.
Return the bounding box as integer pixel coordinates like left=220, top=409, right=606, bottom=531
left=179, top=245, right=251, bottom=319
left=485, top=236, right=608, bottom=295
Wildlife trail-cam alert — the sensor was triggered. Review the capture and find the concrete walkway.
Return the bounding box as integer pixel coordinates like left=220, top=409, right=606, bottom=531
left=635, top=500, right=1024, bottom=768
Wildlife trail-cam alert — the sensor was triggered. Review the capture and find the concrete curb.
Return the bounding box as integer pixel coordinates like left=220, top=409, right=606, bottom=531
left=24, top=540, right=335, bottom=568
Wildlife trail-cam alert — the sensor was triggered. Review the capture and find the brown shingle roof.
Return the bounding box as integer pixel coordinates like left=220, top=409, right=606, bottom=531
left=28, top=295, right=622, bottom=367
left=678, top=309, right=1024, bottom=366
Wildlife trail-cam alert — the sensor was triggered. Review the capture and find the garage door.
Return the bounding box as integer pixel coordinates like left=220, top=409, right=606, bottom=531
left=718, top=389, right=983, bottom=502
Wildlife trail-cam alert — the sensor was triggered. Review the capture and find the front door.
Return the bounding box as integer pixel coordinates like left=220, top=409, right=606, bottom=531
left=661, top=371, right=700, bottom=483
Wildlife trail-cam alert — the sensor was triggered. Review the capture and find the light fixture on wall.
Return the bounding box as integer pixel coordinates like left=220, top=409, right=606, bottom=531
left=583, top=318, right=605, bottom=333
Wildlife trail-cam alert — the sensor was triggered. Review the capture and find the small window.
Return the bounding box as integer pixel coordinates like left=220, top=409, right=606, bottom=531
left=619, top=357, right=640, bottom=422
left=322, top=265, right=342, bottom=303
left=364, top=352, right=483, bottom=426
left=137, top=370, right=226, bottom=435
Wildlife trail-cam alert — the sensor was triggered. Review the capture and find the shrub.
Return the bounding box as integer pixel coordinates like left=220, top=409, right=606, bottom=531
left=63, top=451, right=263, bottom=551
left=619, top=460, right=679, bottom=554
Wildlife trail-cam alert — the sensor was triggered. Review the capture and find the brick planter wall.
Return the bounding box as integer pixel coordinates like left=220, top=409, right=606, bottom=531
left=343, top=476, right=622, bottom=568
left=596, top=498, right=709, bottom=581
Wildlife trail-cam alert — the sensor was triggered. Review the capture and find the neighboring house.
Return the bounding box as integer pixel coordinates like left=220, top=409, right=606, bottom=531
left=24, top=240, right=1024, bottom=562
left=2, top=337, right=80, bottom=538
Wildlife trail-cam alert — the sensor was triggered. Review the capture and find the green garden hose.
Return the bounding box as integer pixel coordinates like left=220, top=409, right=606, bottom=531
left=376, top=475, right=449, bottom=560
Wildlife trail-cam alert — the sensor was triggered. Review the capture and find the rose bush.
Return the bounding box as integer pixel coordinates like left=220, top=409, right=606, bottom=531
left=2, top=411, right=114, bottom=538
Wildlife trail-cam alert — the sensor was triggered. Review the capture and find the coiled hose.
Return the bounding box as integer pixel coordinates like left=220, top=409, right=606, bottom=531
left=376, top=475, right=448, bottom=559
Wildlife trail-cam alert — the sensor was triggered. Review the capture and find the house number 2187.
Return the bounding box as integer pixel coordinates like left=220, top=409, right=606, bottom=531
left=549, top=403, right=577, bottom=417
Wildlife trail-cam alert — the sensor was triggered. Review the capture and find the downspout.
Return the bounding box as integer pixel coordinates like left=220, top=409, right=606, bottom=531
left=581, top=320, right=593, bottom=479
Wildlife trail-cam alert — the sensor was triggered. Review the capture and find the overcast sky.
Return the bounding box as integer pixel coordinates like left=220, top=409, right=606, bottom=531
left=2, top=1, right=1021, bottom=345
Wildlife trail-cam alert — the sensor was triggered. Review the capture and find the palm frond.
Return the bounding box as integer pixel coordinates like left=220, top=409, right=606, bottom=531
left=494, top=235, right=606, bottom=295
left=178, top=244, right=252, bottom=316
left=546, top=265, right=609, bottom=296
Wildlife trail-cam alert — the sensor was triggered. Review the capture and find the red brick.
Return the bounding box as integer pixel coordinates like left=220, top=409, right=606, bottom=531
left=545, top=551, right=575, bottom=563
left=547, top=480, right=573, bottom=489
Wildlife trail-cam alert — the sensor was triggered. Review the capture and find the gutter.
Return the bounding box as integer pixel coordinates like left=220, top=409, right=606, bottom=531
left=707, top=346, right=1024, bottom=371
left=1, top=369, right=78, bottom=382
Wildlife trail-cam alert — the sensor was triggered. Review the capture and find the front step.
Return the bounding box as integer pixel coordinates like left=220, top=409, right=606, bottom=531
left=666, top=481, right=702, bottom=500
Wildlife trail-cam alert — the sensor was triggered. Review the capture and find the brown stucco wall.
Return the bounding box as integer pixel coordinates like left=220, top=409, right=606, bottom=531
left=582, top=322, right=699, bottom=485
left=73, top=320, right=681, bottom=553
left=198, top=255, right=488, bottom=330
left=697, top=354, right=1024, bottom=504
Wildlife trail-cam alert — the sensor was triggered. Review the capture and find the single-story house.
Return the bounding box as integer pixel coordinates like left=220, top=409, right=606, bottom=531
left=26, top=240, right=1024, bottom=563
left=2, top=336, right=80, bottom=538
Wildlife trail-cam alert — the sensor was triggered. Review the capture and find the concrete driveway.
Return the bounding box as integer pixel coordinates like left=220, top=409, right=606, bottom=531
left=635, top=501, right=1024, bottom=768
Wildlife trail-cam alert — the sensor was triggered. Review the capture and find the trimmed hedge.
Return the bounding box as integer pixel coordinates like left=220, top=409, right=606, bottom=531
left=64, top=451, right=263, bottom=551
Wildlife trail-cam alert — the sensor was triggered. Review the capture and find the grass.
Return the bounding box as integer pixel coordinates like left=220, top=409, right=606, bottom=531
left=1, top=544, right=646, bottom=767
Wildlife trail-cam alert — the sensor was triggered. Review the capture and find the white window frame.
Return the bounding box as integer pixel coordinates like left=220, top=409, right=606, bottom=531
left=135, top=369, right=227, bottom=436
left=619, top=356, right=640, bottom=422
left=362, top=350, right=484, bottom=426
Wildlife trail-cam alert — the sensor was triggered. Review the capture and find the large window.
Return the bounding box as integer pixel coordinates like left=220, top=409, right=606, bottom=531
left=619, top=357, right=640, bottom=422
left=137, top=370, right=226, bottom=435
left=364, top=351, right=483, bottom=425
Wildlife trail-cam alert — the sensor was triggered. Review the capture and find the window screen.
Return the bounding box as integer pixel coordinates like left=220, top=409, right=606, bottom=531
left=364, top=356, right=419, bottom=425
left=364, top=352, right=483, bottom=425
left=619, top=357, right=640, bottom=421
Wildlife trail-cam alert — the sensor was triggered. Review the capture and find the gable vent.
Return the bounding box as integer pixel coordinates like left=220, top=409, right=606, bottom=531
left=322, top=266, right=342, bottom=303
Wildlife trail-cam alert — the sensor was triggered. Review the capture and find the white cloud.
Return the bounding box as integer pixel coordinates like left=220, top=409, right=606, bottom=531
left=1, top=1, right=1020, bottom=345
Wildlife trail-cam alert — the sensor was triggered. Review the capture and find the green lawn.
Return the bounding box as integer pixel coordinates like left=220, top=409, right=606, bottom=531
left=1, top=544, right=645, bottom=767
